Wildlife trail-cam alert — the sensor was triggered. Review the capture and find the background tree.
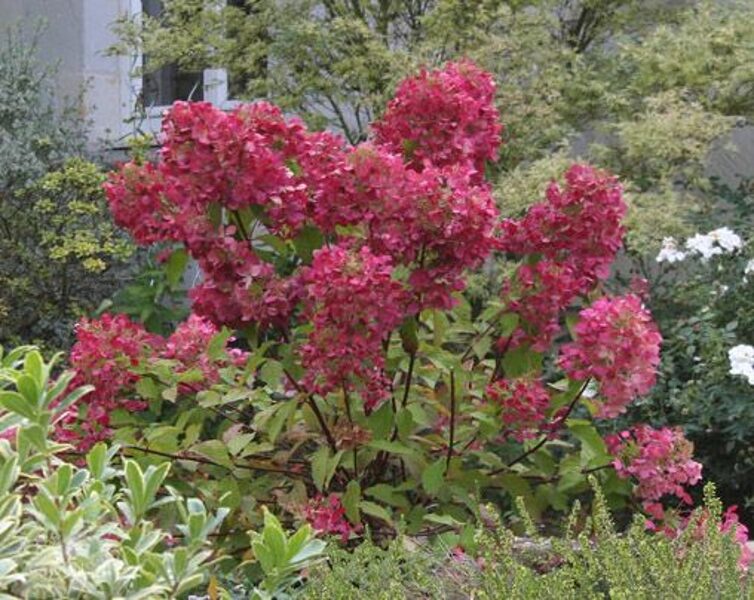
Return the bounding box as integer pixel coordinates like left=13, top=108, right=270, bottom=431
left=0, top=25, right=135, bottom=350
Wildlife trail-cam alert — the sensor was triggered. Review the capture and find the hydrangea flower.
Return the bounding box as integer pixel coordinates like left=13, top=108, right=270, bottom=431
left=373, top=59, right=502, bottom=177
left=485, top=378, right=550, bottom=441
left=728, top=344, right=754, bottom=385
left=56, top=314, right=162, bottom=449
left=300, top=245, right=408, bottom=410
left=656, top=237, right=687, bottom=263
left=606, top=425, right=702, bottom=508
left=304, top=494, right=359, bottom=541
left=56, top=313, right=248, bottom=448
left=559, top=294, right=662, bottom=417
left=498, top=164, right=626, bottom=349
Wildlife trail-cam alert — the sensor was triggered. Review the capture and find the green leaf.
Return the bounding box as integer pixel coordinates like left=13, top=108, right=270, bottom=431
left=499, top=313, right=520, bottom=338
left=86, top=443, right=108, bottom=480
left=0, top=391, right=35, bottom=420
left=365, top=484, right=409, bottom=509
left=32, top=490, right=60, bottom=529
left=23, top=351, right=44, bottom=387
left=502, top=345, right=542, bottom=378
left=191, top=440, right=234, bottom=469
left=207, top=329, right=232, bottom=361
left=227, top=432, right=255, bottom=456
left=124, top=460, right=146, bottom=518
left=421, top=459, right=446, bottom=496
left=165, top=247, right=189, bottom=288
left=472, top=335, right=493, bottom=360
left=310, top=448, right=343, bottom=492
left=399, top=317, right=418, bottom=354
left=423, top=513, right=463, bottom=527
left=267, top=398, right=297, bottom=444
left=368, top=440, right=415, bottom=456
left=135, top=377, right=160, bottom=401
left=568, top=420, right=610, bottom=467
left=359, top=501, right=392, bottom=524
left=16, top=374, right=40, bottom=406
left=366, top=402, right=393, bottom=440
left=342, top=481, right=361, bottom=524
left=292, top=225, right=324, bottom=264
left=259, top=360, right=283, bottom=388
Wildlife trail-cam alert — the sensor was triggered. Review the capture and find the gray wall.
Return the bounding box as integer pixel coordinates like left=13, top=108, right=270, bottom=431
left=0, top=0, right=134, bottom=146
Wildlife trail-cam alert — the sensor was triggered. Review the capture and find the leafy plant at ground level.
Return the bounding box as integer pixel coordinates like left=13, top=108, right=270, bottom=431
left=304, top=482, right=752, bottom=599
left=0, top=345, right=227, bottom=598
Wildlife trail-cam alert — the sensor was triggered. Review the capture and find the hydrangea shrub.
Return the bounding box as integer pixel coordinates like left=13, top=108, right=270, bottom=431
left=51, top=61, right=749, bottom=559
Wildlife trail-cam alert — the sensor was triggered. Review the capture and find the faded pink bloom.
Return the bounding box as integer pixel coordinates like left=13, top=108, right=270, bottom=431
left=559, top=294, right=662, bottom=417
left=606, top=425, right=702, bottom=506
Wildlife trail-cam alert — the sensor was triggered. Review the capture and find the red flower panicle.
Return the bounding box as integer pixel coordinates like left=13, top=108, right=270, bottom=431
left=606, top=425, right=702, bottom=510
left=485, top=379, right=550, bottom=441
left=304, top=494, right=358, bottom=541
left=56, top=314, right=161, bottom=450
left=162, top=313, right=248, bottom=390
left=57, top=313, right=246, bottom=448
left=374, top=59, right=502, bottom=177
left=499, top=165, right=626, bottom=349
left=300, top=245, right=407, bottom=411
left=559, top=294, right=662, bottom=417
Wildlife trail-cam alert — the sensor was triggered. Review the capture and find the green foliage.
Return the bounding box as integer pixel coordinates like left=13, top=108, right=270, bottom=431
left=0, top=158, right=135, bottom=350
left=0, top=26, right=135, bottom=350
left=303, top=536, right=454, bottom=599
left=246, top=508, right=326, bottom=599
left=0, top=346, right=226, bottom=598
left=103, top=247, right=189, bottom=336
left=304, top=481, right=753, bottom=599
left=634, top=181, right=754, bottom=520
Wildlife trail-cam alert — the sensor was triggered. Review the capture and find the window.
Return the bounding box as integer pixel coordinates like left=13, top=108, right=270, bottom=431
left=141, top=0, right=204, bottom=106
left=121, top=0, right=241, bottom=139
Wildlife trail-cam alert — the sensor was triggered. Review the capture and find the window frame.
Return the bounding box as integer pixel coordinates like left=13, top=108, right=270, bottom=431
left=122, top=0, right=239, bottom=140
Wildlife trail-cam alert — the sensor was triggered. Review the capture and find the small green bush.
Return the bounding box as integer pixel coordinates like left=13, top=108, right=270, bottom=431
left=0, top=345, right=226, bottom=597
left=304, top=482, right=752, bottom=599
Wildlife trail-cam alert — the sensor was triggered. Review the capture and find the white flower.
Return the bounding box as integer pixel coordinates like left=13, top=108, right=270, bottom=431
left=709, top=227, right=743, bottom=252
left=685, top=227, right=742, bottom=261
left=656, top=237, right=687, bottom=263
left=685, top=233, right=721, bottom=261
left=729, top=344, right=754, bottom=385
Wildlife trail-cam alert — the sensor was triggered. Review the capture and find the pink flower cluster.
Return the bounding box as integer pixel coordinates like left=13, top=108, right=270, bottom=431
left=55, top=314, right=159, bottom=449
left=559, top=294, right=662, bottom=417
left=105, top=101, right=347, bottom=329
left=56, top=313, right=246, bottom=450
left=720, top=506, right=753, bottom=569
left=485, top=378, right=550, bottom=441
left=606, top=425, right=702, bottom=514
left=345, top=146, right=499, bottom=310
left=373, top=59, right=502, bottom=177
left=304, top=494, right=358, bottom=541
left=498, top=165, right=626, bottom=349
left=105, top=60, right=503, bottom=405
left=300, top=245, right=407, bottom=410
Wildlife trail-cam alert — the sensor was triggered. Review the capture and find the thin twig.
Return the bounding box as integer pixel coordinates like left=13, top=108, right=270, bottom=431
left=488, top=379, right=592, bottom=476
left=445, top=370, right=456, bottom=474
left=460, top=308, right=507, bottom=363
left=284, top=368, right=338, bottom=453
